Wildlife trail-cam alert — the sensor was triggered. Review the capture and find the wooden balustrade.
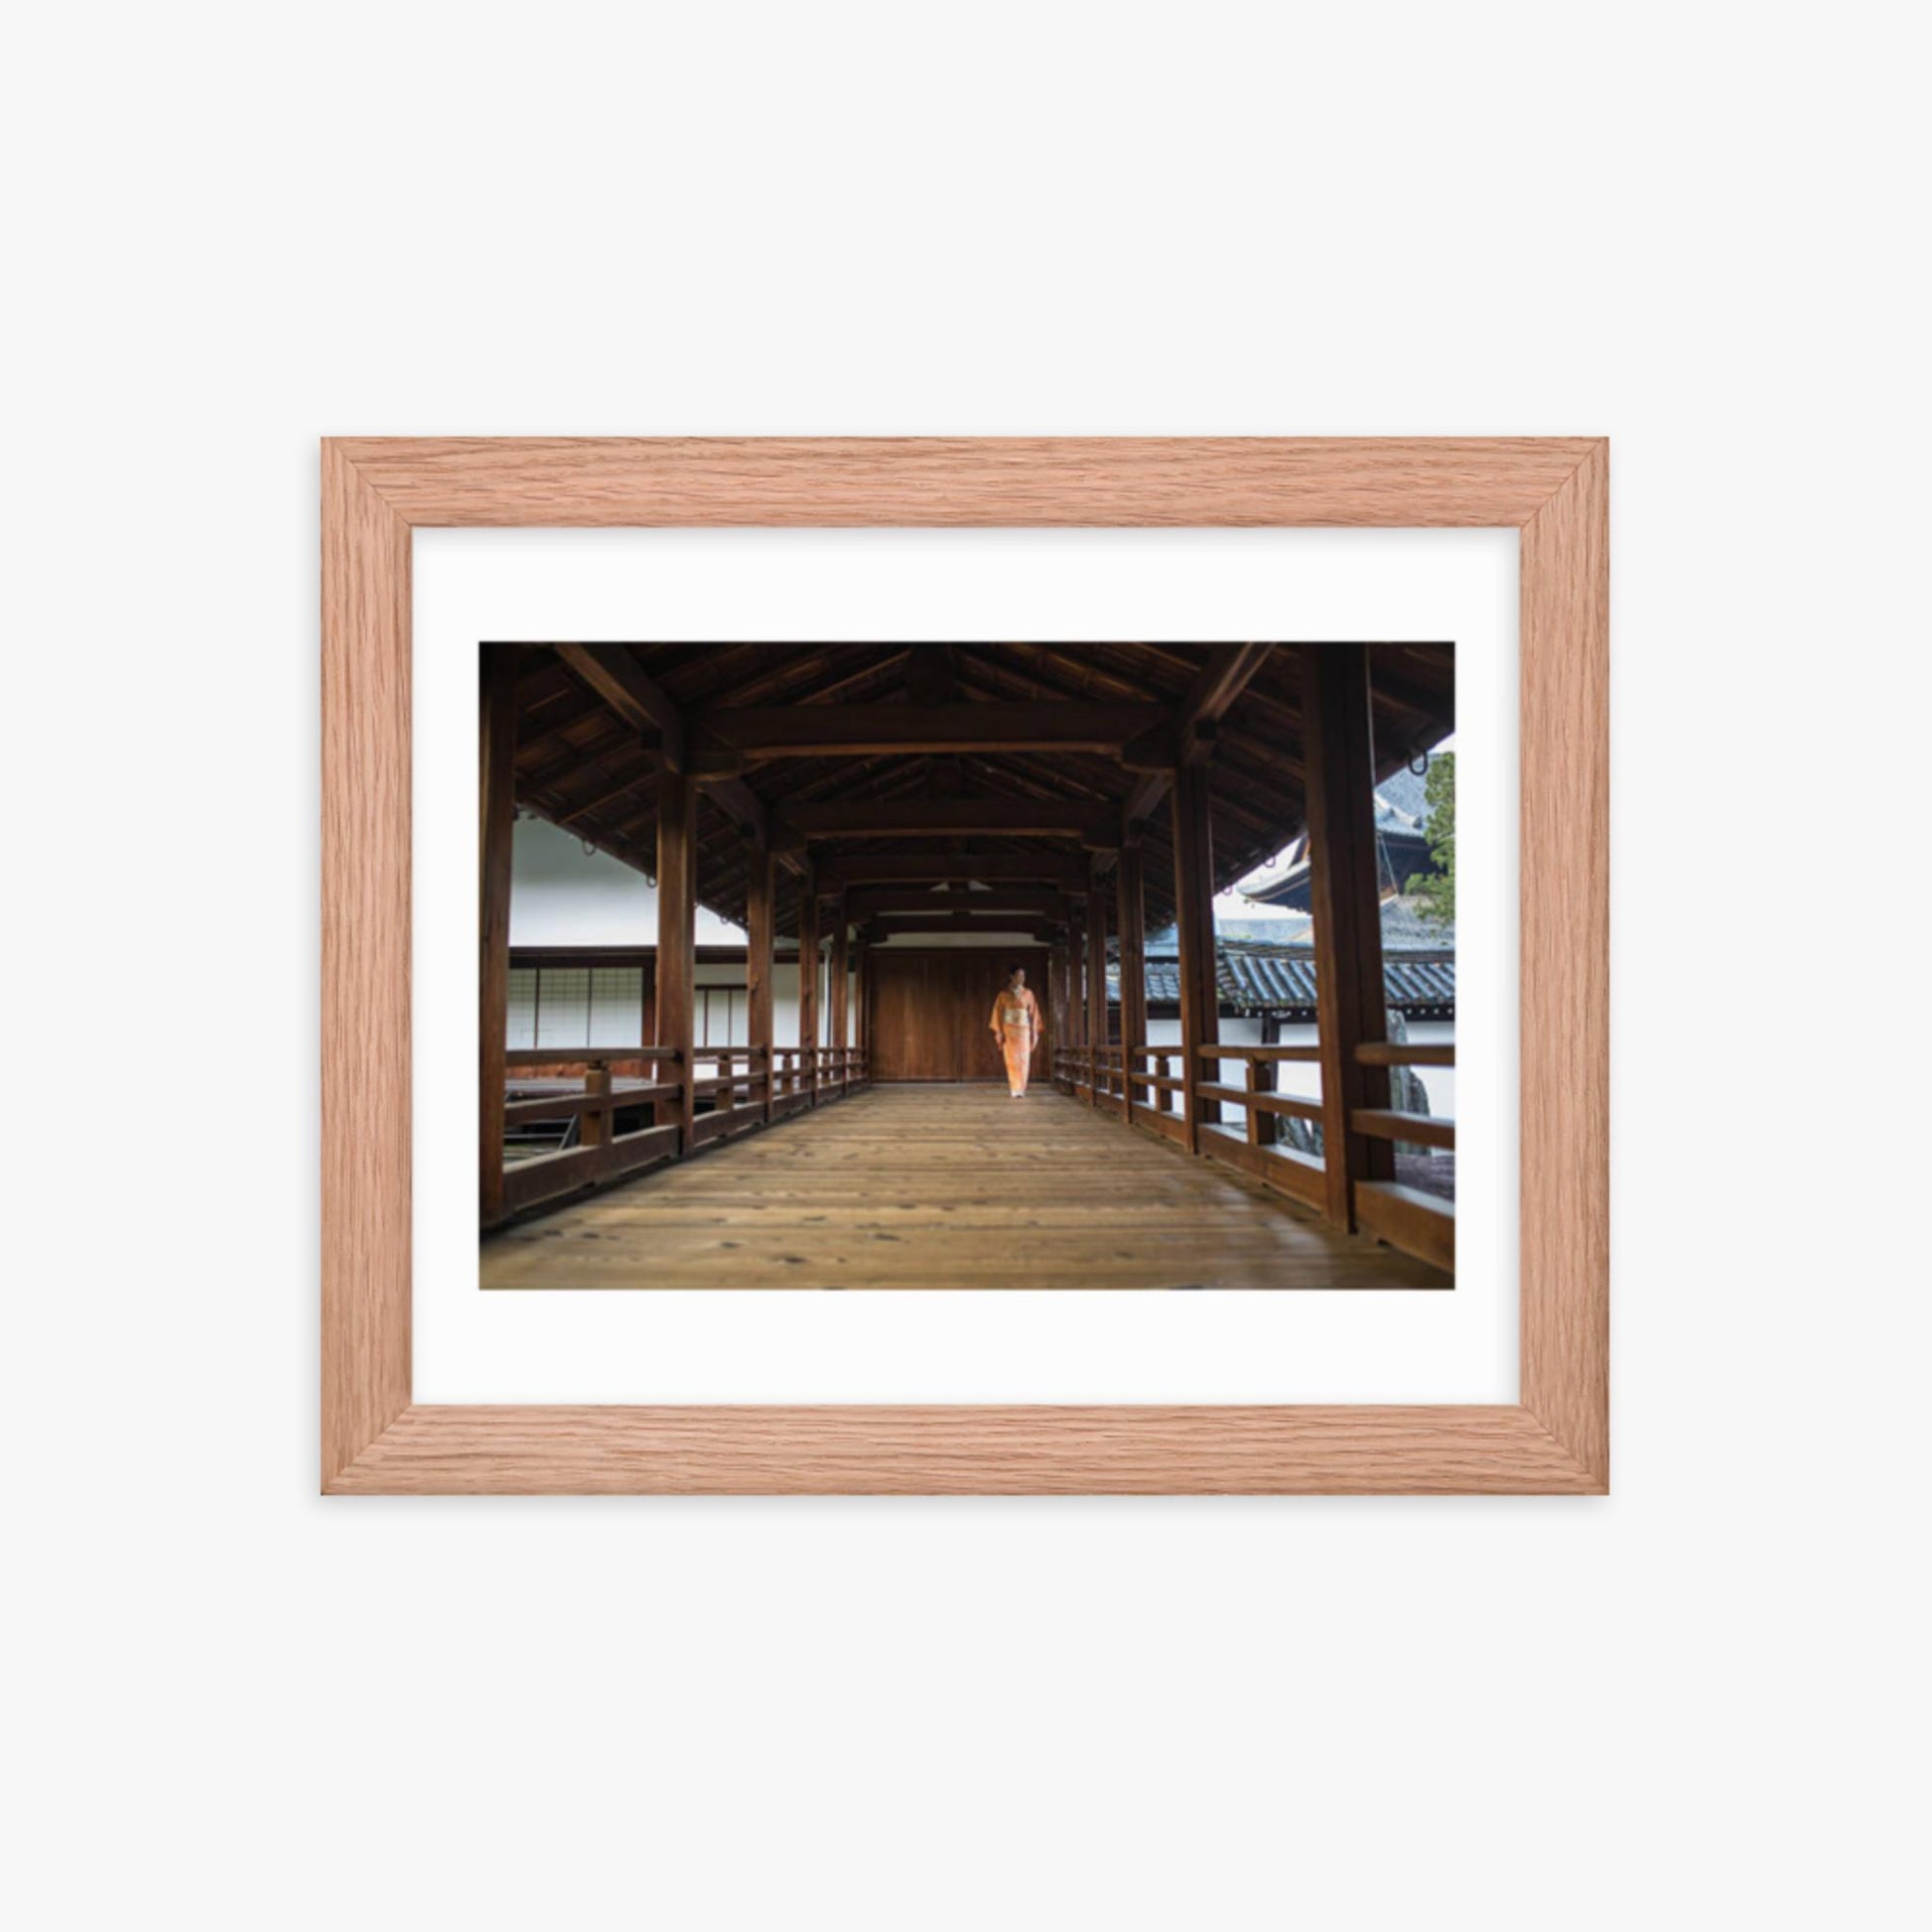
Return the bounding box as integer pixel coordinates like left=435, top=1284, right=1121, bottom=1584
left=1056, top=1035, right=1454, bottom=1268
left=499, top=1046, right=685, bottom=1216
left=1346, top=1038, right=1454, bottom=1270
left=490, top=1041, right=870, bottom=1226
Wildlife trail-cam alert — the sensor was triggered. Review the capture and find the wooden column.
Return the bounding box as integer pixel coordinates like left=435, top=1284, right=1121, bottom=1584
left=797, top=874, right=819, bottom=1107
left=1117, top=843, right=1148, bottom=1119
left=746, top=839, right=775, bottom=1125
left=1170, top=759, right=1219, bottom=1156
left=1066, top=903, right=1087, bottom=1090
left=829, top=891, right=850, bottom=1060
left=853, top=938, right=870, bottom=1084
left=1086, top=872, right=1109, bottom=1107
left=1047, top=941, right=1066, bottom=1088
left=479, top=649, right=517, bottom=1227
left=655, top=765, right=698, bottom=1149
left=1303, top=643, right=1394, bottom=1227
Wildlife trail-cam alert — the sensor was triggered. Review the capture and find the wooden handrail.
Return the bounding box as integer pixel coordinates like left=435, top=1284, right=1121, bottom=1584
left=505, top=1045, right=682, bottom=1068
left=1351, top=1108, right=1456, bottom=1150
left=1194, top=1082, right=1322, bottom=1122
left=1354, top=1041, right=1454, bottom=1068
left=1189, top=1042, right=1321, bottom=1062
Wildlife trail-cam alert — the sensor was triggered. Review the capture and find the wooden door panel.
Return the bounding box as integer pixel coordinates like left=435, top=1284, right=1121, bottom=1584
left=868, top=948, right=1049, bottom=1081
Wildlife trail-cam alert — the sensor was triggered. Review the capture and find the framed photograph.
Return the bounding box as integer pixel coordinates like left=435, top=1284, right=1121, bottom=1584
left=323, top=438, right=1606, bottom=1493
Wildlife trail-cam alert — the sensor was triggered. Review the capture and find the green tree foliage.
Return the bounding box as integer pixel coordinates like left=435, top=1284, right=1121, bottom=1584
left=1407, top=753, right=1454, bottom=927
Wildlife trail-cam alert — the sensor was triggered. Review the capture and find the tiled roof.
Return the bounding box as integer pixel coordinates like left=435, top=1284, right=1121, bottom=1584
left=1109, top=938, right=1454, bottom=1017
left=1147, top=896, right=1453, bottom=958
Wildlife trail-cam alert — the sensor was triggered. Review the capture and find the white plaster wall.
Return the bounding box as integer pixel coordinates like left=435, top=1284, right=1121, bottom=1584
left=508, top=814, right=748, bottom=947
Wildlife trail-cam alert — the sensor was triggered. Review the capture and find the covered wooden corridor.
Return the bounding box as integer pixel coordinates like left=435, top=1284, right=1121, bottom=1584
left=480, top=639, right=1457, bottom=1286
left=481, top=1084, right=1450, bottom=1290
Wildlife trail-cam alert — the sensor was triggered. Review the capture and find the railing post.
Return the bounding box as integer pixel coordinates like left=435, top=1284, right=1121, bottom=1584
left=1255, top=1016, right=1283, bottom=1145
left=1244, top=1055, right=1264, bottom=1148
left=581, top=1058, right=612, bottom=1152
left=1303, top=643, right=1394, bottom=1228
left=479, top=647, right=517, bottom=1227
left=1170, top=759, right=1219, bottom=1156
left=655, top=764, right=698, bottom=1153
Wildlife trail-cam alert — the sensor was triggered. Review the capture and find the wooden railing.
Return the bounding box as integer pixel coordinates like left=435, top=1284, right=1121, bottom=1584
left=501, top=1045, right=684, bottom=1217
left=1052, top=1036, right=1454, bottom=1271
left=1187, top=1041, right=1329, bottom=1212
left=494, top=1041, right=870, bottom=1226
left=1345, top=1039, right=1454, bottom=1272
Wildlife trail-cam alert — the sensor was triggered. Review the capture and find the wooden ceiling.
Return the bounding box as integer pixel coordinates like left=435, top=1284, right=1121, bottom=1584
left=501, top=642, right=1453, bottom=938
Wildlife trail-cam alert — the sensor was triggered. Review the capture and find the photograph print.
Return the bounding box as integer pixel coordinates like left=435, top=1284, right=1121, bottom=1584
left=479, top=642, right=1456, bottom=1290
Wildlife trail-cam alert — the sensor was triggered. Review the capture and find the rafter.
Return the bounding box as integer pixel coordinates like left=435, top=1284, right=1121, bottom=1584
left=812, top=851, right=1091, bottom=890
left=774, top=796, right=1120, bottom=848
left=843, top=887, right=1072, bottom=919
left=691, top=701, right=1166, bottom=767
left=554, top=643, right=686, bottom=772
left=1123, top=641, right=1277, bottom=831
left=864, top=915, right=1061, bottom=942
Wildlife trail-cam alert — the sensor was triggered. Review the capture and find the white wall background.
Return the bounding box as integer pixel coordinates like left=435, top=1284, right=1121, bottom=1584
left=7, top=7, right=1921, bottom=1931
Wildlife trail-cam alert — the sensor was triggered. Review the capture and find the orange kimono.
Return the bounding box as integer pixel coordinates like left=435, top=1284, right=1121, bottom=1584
left=990, top=985, right=1041, bottom=1096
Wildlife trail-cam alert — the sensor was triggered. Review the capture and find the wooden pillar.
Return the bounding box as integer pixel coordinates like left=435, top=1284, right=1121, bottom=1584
left=746, top=840, right=775, bottom=1125
left=655, top=765, right=698, bottom=1149
left=1170, top=759, right=1219, bottom=1156
left=797, top=873, right=819, bottom=1107
left=1066, top=904, right=1087, bottom=1090
left=829, top=891, right=850, bottom=1059
left=1303, top=643, right=1394, bottom=1227
left=1086, top=873, right=1109, bottom=1107
left=1046, top=941, right=1065, bottom=1088
left=853, top=938, right=870, bottom=1084
left=1117, top=843, right=1148, bottom=1119
left=479, top=649, right=517, bottom=1226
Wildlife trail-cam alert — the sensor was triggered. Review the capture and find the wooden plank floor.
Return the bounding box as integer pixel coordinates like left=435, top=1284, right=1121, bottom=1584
left=482, top=1085, right=1451, bottom=1290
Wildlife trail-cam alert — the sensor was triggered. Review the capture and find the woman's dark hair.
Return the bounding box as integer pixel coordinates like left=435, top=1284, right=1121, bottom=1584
left=1009, top=962, right=1026, bottom=976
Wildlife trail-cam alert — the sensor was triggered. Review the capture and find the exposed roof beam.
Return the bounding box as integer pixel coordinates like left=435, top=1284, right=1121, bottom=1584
left=774, top=796, right=1120, bottom=848
left=869, top=923, right=1066, bottom=946
left=869, top=907, right=1066, bottom=930
left=1179, top=643, right=1278, bottom=757
left=813, top=852, right=1090, bottom=890
left=1122, top=642, right=1277, bottom=832
left=691, top=701, right=1166, bottom=766
left=553, top=643, right=687, bottom=773
left=844, top=886, right=1071, bottom=919
left=699, top=772, right=777, bottom=859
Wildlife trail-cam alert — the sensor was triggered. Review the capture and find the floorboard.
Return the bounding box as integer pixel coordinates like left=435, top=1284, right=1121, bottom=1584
left=481, top=1085, right=1453, bottom=1290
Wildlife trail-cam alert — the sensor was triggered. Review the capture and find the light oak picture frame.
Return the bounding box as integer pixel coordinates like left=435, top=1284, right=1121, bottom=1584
left=322, top=437, right=1607, bottom=1494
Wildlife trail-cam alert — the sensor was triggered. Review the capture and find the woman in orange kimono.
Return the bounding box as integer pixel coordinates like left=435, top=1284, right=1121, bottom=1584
left=989, top=964, right=1041, bottom=1098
